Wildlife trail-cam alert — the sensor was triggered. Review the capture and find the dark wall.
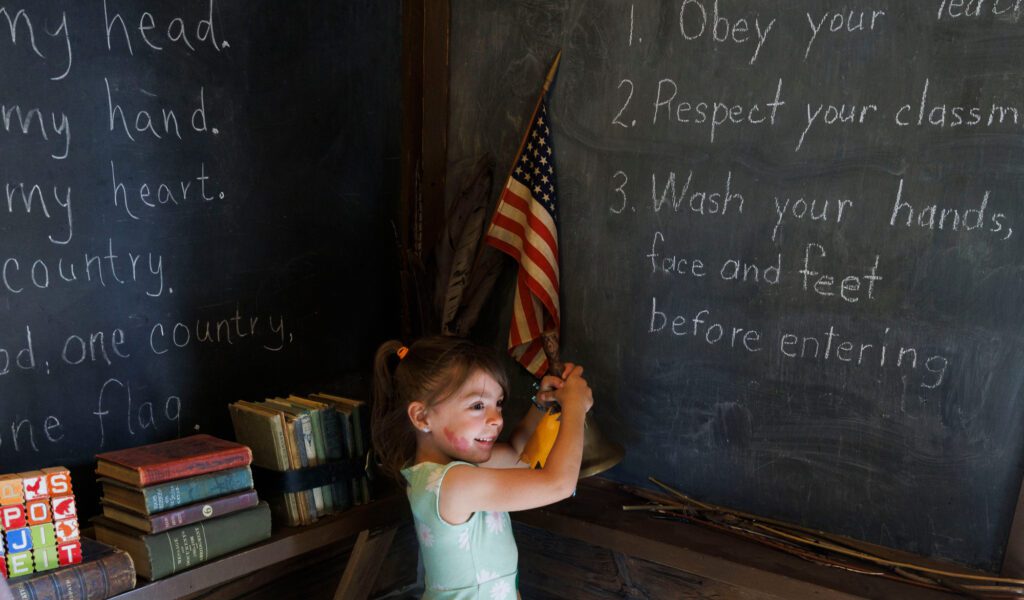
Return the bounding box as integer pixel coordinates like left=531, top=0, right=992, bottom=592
left=449, top=1, right=1024, bottom=570
left=0, top=0, right=401, bottom=511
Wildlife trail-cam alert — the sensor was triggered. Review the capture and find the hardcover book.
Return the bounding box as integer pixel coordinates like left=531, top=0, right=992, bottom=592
left=92, top=502, right=272, bottom=581
left=8, top=537, right=135, bottom=600
left=95, top=434, right=252, bottom=487
left=99, top=466, right=253, bottom=514
left=99, top=489, right=259, bottom=534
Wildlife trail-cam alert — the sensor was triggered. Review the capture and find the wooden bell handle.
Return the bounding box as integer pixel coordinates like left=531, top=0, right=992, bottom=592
left=541, top=331, right=564, bottom=377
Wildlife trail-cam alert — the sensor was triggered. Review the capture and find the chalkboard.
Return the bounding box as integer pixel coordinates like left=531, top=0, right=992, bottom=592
left=0, top=1, right=400, bottom=512
left=450, top=1, right=1024, bottom=571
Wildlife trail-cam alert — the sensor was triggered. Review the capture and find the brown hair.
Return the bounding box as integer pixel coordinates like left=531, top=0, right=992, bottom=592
left=371, top=336, right=509, bottom=483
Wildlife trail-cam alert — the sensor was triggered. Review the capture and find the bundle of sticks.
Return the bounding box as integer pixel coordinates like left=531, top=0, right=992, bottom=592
left=625, top=478, right=1024, bottom=599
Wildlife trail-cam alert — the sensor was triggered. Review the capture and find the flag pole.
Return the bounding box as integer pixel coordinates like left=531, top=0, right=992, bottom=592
left=497, top=51, right=563, bottom=191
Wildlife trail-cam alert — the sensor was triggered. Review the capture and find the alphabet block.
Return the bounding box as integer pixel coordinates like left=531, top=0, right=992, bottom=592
left=41, top=468, right=71, bottom=496
left=7, top=551, right=32, bottom=577
left=57, top=541, right=81, bottom=566
left=1, top=505, right=25, bottom=530
left=0, top=476, right=22, bottom=507
left=21, top=472, right=48, bottom=501
left=6, top=528, right=32, bottom=553
left=0, top=556, right=6, bottom=578
left=51, top=496, right=76, bottom=520
left=30, top=523, right=54, bottom=548
left=53, top=518, right=79, bottom=543
left=33, top=546, right=58, bottom=572
left=26, top=499, right=50, bottom=525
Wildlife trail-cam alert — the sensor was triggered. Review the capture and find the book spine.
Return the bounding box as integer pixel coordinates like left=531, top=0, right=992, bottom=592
left=144, top=467, right=253, bottom=513
left=10, top=550, right=135, bottom=600
left=144, top=502, right=272, bottom=580
left=138, top=447, right=253, bottom=486
left=149, top=489, right=260, bottom=533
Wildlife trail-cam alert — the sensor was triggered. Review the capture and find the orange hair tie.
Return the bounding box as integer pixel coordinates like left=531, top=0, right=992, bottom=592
left=396, top=346, right=409, bottom=360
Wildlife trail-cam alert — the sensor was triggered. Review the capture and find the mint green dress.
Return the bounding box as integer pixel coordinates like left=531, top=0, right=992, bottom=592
left=401, top=461, right=519, bottom=599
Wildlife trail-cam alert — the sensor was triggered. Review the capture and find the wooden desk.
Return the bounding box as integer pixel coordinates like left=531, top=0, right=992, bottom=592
left=514, top=478, right=971, bottom=599
left=110, top=494, right=410, bottom=600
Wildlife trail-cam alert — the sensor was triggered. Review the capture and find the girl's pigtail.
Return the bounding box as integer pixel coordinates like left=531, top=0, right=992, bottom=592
left=371, top=340, right=416, bottom=483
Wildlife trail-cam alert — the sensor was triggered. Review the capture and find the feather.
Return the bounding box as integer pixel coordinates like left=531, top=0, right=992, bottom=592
left=433, top=155, right=496, bottom=320
left=449, top=245, right=505, bottom=337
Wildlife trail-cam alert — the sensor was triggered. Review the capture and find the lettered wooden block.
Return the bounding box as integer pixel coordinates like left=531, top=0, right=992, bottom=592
left=57, top=541, right=81, bottom=566
left=41, top=467, right=71, bottom=496
left=7, top=527, right=32, bottom=553
left=53, top=518, right=78, bottom=543
left=0, top=475, right=22, bottom=507
left=25, top=499, right=50, bottom=525
left=0, top=556, right=7, bottom=579
left=50, top=496, right=76, bottom=520
left=30, top=523, right=54, bottom=549
left=33, top=546, right=58, bottom=572
left=7, top=551, right=32, bottom=577
left=21, top=471, right=48, bottom=501
left=1, top=505, right=26, bottom=530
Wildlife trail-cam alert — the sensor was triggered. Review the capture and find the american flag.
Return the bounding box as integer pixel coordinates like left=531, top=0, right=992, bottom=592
left=484, top=99, right=560, bottom=378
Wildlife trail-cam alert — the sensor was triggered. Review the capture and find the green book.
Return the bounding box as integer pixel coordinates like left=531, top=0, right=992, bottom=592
left=92, top=502, right=272, bottom=580
left=99, top=466, right=253, bottom=514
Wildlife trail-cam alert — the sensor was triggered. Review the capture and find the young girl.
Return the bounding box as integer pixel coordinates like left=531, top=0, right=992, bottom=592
left=372, top=336, right=593, bottom=599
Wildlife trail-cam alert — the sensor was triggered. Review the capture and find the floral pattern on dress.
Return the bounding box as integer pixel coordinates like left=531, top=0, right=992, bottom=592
left=489, top=579, right=513, bottom=600
left=417, top=522, right=435, bottom=547
left=457, top=529, right=470, bottom=551
left=485, top=511, right=506, bottom=535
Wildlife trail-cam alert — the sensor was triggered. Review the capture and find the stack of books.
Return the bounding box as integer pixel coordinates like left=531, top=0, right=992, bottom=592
left=229, top=393, right=371, bottom=526
left=90, top=435, right=272, bottom=581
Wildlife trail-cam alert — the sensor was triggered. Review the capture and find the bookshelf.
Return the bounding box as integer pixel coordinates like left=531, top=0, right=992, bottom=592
left=108, top=494, right=409, bottom=600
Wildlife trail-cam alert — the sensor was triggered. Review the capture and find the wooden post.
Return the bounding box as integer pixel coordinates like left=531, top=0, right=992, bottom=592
left=333, top=526, right=398, bottom=600
left=1002, top=474, right=1024, bottom=577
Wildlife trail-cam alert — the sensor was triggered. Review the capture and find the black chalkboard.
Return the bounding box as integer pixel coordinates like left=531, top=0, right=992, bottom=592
left=0, top=1, right=400, bottom=513
left=450, top=1, right=1024, bottom=571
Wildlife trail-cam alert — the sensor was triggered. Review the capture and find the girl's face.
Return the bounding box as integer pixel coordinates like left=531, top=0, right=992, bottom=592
left=414, top=369, right=504, bottom=464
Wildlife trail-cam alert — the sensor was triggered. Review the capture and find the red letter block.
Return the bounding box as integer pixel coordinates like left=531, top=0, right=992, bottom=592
left=0, top=476, right=22, bottom=506
left=57, top=541, right=81, bottom=566
left=1, top=505, right=25, bottom=530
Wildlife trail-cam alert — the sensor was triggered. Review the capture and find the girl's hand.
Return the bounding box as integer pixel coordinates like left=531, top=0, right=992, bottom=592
left=534, top=362, right=574, bottom=407
left=555, top=364, right=593, bottom=414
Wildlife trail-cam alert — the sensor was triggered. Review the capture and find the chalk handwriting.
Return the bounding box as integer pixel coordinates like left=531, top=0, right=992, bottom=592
left=0, top=101, right=70, bottom=160
left=103, top=0, right=228, bottom=55
left=0, top=6, right=72, bottom=80
left=105, top=78, right=217, bottom=142
left=2, top=181, right=73, bottom=244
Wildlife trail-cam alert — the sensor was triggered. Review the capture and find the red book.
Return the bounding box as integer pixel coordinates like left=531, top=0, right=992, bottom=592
left=95, top=434, right=253, bottom=487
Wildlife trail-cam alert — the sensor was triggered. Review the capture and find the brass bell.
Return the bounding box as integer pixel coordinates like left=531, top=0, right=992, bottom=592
left=578, top=412, right=625, bottom=478
left=523, top=332, right=624, bottom=479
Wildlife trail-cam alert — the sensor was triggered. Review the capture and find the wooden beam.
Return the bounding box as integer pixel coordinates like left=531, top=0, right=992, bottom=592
left=1002, top=473, right=1024, bottom=577
left=419, top=0, right=450, bottom=263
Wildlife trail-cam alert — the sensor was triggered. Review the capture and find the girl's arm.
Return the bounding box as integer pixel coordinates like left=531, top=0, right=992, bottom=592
left=439, top=365, right=592, bottom=523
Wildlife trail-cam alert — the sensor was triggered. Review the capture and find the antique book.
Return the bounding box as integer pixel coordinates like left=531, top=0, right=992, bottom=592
left=8, top=537, right=135, bottom=600
left=92, top=502, right=272, bottom=581
left=99, top=489, right=259, bottom=534
left=95, top=434, right=252, bottom=487
left=229, top=401, right=301, bottom=525
left=99, top=466, right=253, bottom=514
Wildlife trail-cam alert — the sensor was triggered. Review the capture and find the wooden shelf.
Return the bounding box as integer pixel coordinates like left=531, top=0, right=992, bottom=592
left=110, top=495, right=410, bottom=600
left=514, top=478, right=973, bottom=600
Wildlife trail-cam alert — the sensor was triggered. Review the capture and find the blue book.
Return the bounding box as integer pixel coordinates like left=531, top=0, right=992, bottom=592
left=99, top=466, right=254, bottom=514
